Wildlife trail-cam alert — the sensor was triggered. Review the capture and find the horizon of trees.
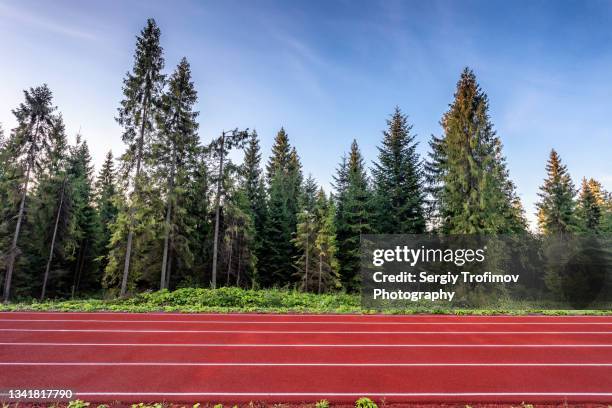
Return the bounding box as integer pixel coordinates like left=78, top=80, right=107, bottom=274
left=1, top=19, right=611, bottom=302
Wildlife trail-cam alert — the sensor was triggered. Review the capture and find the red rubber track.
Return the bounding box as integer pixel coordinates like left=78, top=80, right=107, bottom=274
left=0, top=312, right=611, bottom=404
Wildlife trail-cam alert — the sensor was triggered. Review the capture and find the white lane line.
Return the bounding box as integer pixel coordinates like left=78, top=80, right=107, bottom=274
left=66, top=392, right=612, bottom=397
left=1, top=342, right=612, bottom=347
left=1, top=328, right=611, bottom=334
left=1, top=362, right=611, bottom=367
left=1, top=311, right=610, bottom=319
left=1, top=319, right=611, bottom=325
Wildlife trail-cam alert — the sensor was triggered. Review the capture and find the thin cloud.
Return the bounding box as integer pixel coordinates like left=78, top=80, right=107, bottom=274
left=0, top=1, right=98, bottom=41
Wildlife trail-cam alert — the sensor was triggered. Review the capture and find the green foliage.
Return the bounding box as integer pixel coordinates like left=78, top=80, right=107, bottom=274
left=334, top=140, right=371, bottom=291
left=315, top=400, right=330, bottom=408
left=67, top=400, right=90, bottom=408
left=536, top=149, right=577, bottom=234
left=355, top=397, right=378, bottom=408
left=1, top=287, right=610, bottom=315
left=426, top=68, right=525, bottom=234
left=577, top=177, right=602, bottom=232
left=372, top=107, right=426, bottom=234
left=154, top=57, right=201, bottom=290
left=260, top=129, right=303, bottom=287
left=2, top=84, right=59, bottom=301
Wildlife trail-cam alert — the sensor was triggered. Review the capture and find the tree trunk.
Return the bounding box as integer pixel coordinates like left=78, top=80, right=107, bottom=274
left=211, top=132, right=225, bottom=289
left=226, top=228, right=233, bottom=286
left=165, top=249, right=172, bottom=289
left=75, top=242, right=87, bottom=296
left=41, top=176, right=67, bottom=300
left=160, top=152, right=176, bottom=290
left=304, top=231, right=309, bottom=292
left=121, top=99, right=148, bottom=297
left=236, top=234, right=242, bottom=287
left=71, top=245, right=83, bottom=299
left=3, top=162, right=32, bottom=303
left=318, top=253, right=323, bottom=295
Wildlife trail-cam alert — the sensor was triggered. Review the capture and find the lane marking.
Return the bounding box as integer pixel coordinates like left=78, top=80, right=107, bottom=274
left=1, top=311, right=610, bottom=318
left=2, top=391, right=612, bottom=398
left=1, top=328, right=611, bottom=334
left=1, top=362, right=612, bottom=367
left=64, top=392, right=612, bottom=397
left=1, top=342, right=612, bottom=347
left=1, top=318, right=611, bottom=325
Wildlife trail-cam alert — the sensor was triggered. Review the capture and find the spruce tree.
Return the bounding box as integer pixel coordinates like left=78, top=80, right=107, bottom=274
left=261, top=171, right=294, bottom=286
left=241, top=131, right=267, bottom=280
left=66, top=137, right=99, bottom=297
left=301, top=174, right=318, bottom=213
left=36, top=116, right=71, bottom=299
left=372, top=107, right=425, bottom=234
left=209, top=129, right=250, bottom=288
left=313, top=189, right=340, bottom=293
left=426, top=68, right=524, bottom=233
left=260, top=129, right=303, bottom=286
left=95, top=151, right=118, bottom=278
left=113, top=19, right=165, bottom=296
left=266, top=128, right=291, bottom=183
left=3, top=84, right=57, bottom=302
left=576, top=178, right=601, bottom=232
left=293, top=208, right=318, bottom=291
left=536, top=149, right=576, bottom=234
left=155, top=57, right=200, bottom=289
left=334, top=140, right=371, bottom=291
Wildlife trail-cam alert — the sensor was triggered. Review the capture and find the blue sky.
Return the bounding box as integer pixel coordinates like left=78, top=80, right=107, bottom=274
left=1, top=0, right=611, bottom=228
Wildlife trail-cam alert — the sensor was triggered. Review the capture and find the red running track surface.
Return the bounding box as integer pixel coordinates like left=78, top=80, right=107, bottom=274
left=0, top=312, right=611, bottom=404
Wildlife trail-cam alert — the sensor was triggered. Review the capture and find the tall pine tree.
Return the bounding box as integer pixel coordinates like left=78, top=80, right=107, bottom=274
left=261, top=129, right=303, bottom=286
left=372, top=107, right=425, bottom=234
left=426, top=68, right=524, bottom=233
left=576, top=177, right=601, bottom=232
left=95, top=151, right=118, bottom=279
left=334, top=140, right=371, bottom=291
left=110, top=19, right=165, bottom=296
left=155, top=57, right=200, bottom=289
left=2, top=84, right=57, bottom=302
left=241, top=130, right=267, bottom=282
left=536, top=149, right=576, bottom=234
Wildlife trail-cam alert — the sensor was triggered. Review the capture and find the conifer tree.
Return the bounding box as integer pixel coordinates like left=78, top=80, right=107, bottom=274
left=293, top=208, right=318, bottom=291
left=261, top=171, right=294, bottom=286
left=536, top=149, right=577, bottom=234
left=155, top=57, right=199, bottom=289
left=113, top=18, right=165, bottom=296
left=95, top=151, right=118, bottom=277
left=209, top=129, right=250, bottom=288
left=266, top=128, right=291, bottom=183
left=426, top=68, right=524, bottom=233
left=576, top=178, right=601, bottom=232
left=261, top=130, right=303, bottom=286
left=66, top=137, right=99, bottom=297
left=3, top=84, right=57, bottom=302
left=37, top=117, right=71, bottom=299
left=301, top=174, right=318, bottom=213
left=313, top=189, right=340, bottom=293
left=241, top=131, right=267, bottom=278
left=334, top=140, right=371, bottom=291
left=372, top=107, right=425, bottom=234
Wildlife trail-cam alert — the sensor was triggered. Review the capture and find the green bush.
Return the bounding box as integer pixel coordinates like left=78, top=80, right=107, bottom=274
left=315, top=400, right=330, bottom=408
left=67, top=401, right=90, bottom=408
left=355, top=397, right=377, bottom=408
left=1, top=287, right=610, bottom=315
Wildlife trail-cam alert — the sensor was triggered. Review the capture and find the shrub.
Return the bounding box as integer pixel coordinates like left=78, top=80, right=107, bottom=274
left=316, top=400, right=330, bottom=408
left=355, top=397, right=377, bottom=408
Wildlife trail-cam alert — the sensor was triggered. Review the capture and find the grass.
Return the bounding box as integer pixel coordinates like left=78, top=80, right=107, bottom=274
left=1, top=287, right=611, bottom=315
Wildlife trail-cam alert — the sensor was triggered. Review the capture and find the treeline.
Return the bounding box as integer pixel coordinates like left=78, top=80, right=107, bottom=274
left=1, top=19, right=611, bottom=301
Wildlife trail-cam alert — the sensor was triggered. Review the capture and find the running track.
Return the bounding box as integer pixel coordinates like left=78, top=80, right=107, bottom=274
left=1, top=312, right=612, bottom=404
